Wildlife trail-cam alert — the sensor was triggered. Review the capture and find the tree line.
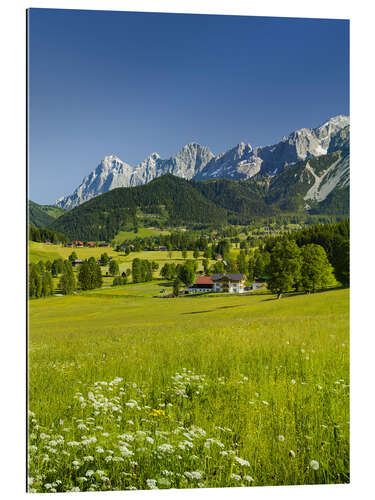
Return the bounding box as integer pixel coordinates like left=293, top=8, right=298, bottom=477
left=29, top=225, right=69, bottom=244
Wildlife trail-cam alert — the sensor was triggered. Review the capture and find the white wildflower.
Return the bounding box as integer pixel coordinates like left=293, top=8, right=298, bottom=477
left=146, top=479, right=158, bottom=489
left=235, top=456, right=250, bottom=467
left=310, top=460, right=319, bottom=470
left=244, top=475, right=254, bottom=482
left=184, top=471, right=203, bottom=480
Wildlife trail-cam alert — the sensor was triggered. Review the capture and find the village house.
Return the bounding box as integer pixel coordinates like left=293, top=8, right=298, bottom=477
left=188, top=276, right=214, bottom=293
left=211, top=273, right=246, bottom=293
left=72, top=240, right=84, bottom=247
left=71, top=259, right=84, bottom=268
left=188, top=274, right=246, bottom=294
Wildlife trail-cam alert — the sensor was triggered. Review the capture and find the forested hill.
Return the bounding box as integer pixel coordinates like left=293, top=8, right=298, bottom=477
left=50, top=165, right=349, bottom=240
left=49, top=175, right=228, bottom=241
left=29, top=201, right=66, bottom=228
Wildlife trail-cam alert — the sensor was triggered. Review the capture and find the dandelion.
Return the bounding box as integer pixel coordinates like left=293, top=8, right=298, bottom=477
left=310, top=460, right=319, bottom=470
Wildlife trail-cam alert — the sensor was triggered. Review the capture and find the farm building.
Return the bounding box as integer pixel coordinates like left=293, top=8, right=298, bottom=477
left=189, top=274, right=246, bottom=294
left=71, top=259, right=84, bottom=268
left=188, top=276, right=214, bottom=293
left=211, top=273, right=246, bottom=293
left=71, top=240, right=84, bottom=247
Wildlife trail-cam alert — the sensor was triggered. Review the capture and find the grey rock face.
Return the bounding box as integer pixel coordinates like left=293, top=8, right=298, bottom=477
left=197, top=115, right=349, bottom=179
left=56, top=143, right=214, bottom=209
left=55, top=116, right=349, bottom=209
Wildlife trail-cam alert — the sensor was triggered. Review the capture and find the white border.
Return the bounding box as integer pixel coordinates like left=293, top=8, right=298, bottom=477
left=1, top=1, right=374, bottom=499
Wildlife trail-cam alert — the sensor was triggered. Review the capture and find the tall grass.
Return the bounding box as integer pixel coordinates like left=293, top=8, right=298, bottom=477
left=28, top=286, right=349, bottom=492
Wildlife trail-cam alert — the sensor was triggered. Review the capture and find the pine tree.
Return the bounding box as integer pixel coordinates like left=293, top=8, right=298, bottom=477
left=173, top=279, right=181, bottom=297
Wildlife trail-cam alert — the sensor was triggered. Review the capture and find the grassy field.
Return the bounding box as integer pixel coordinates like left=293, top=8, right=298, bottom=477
left=29, top=242, right=219, bottom=285
left=112, top=227, right=170, bottom=243
left=28, top=285, right=349, bottom=492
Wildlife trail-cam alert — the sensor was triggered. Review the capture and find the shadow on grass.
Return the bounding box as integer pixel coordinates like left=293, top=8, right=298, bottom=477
left=181, top=304, right=246, bottom=315
left=261, top=286, right=347, bottom=302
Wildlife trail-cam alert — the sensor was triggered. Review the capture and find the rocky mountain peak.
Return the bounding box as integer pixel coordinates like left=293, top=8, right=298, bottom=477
left=55, top=115, right=349, bottom=210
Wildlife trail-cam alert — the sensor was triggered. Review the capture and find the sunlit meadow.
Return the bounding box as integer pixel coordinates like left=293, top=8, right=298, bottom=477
left=28, top=283, right=349, bottom=492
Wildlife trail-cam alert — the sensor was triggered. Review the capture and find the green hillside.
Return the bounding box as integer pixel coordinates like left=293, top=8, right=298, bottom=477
left=50, top=174, right=228, bottom=240
left=29, top=200, right=66, bottom=228
left=50, top=148, right=349, bottom=241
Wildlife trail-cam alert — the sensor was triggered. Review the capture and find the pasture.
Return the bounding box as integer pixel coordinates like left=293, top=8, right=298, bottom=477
left=29, top=242, right=218, bottom=286
left=28, top=285, right=349, bottom=492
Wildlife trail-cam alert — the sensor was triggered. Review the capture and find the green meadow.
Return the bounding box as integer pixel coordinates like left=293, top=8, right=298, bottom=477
left=28, top=283, right=349, bottom=492
left=29, top=242, right=218, bottom=288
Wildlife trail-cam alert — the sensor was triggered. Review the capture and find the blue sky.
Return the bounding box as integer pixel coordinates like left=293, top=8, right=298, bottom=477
left=28, top=9, right=349, bottom=204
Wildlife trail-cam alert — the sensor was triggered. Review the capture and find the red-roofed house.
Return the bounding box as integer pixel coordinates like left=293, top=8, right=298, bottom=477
left=188, top=276, right=214, bottom=293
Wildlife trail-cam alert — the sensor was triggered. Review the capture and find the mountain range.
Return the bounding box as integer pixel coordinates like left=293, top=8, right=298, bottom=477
left=55, top=115, right=350, bottom=210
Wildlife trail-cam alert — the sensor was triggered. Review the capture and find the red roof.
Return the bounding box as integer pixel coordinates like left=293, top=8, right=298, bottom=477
left=195, top=276, right=214, bottom=285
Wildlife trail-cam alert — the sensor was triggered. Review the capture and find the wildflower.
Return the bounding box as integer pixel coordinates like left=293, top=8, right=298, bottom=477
left=262, top=400, right=269, bottom=406
left=291, top=379, right=296, bottom=385
left=278, top=435, right=285, bottom=442
left=184, top=471, right=203, bottom=480
left=244, top=475, right=254, bottom=482
left=146, top=479, right=158, bottom=489
left=83, top=455, right=94, bottom=462
left=158, top=477, right=171, bottom=488
left=145, top=436, right=154, bottom=444
left=77, top=423, right=87, bottom=430
left=289, top=450, right=296, bottom=458
left=85, top=470, right=94, bottom=477
left=230, top=473, right=241, bottom=481
left=157, top=443, right=174, bottom=453
left=310, top=460, right=319, bottom=470
left=96, top=446, right=104, bottom=453
left=235, top=456, right=250, bottom=467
